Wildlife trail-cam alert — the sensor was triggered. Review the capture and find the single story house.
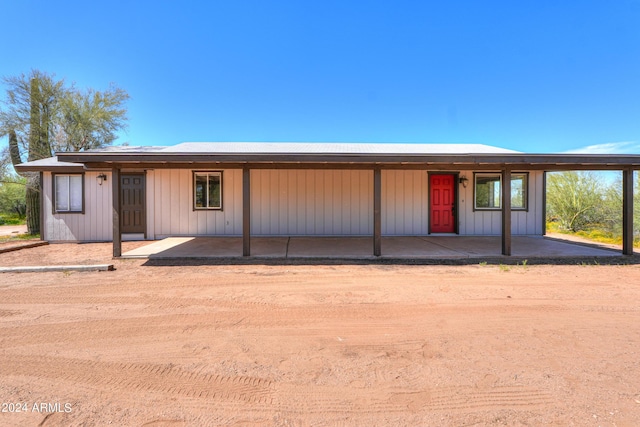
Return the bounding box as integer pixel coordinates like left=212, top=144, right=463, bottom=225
left=15, top=142, right=640, bottom=257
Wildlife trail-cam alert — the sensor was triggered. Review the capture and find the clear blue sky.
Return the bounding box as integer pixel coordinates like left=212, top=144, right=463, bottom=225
left=1, top=0, right=639, bottom=154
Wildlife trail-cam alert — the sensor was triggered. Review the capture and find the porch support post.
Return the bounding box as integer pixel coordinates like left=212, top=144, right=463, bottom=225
left=112, top=166, right=121, bottom=257
left=373, top=167, right=382, bottom=257
left=39, top=172, right=45, bottom=241
left=541, top=171, right=547, bottom=236
left=622, top=167, right=634, bottom=255
left=501, top=167, right=512, bottom=256
left=242, top=166, right=251, bottom=257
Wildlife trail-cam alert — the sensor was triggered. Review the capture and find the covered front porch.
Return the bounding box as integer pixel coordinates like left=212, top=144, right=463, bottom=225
left=47, top=142, right=637, bottom=259
left=121, top=235, right=625, bottom=261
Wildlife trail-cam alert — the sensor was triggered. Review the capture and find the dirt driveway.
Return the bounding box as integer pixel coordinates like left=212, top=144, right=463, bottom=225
left=1, top=243, right=640, bottom=426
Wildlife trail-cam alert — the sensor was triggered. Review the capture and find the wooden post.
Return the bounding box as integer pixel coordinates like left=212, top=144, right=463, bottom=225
left=112, top=167, right=121, bottom=257
left=622, top=167, right=634, bottom=255
left=373, top=168, right=382, bottom=256
left=502, top=167, right=512, bottom=256
left=541, top=171, right=547, bottom=236
left=39, top=172, right=44, bottom=240
left=243, top=167, right=251, bottom=257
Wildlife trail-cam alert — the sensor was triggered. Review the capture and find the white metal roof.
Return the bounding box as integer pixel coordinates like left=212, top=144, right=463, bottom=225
left=13, top=156, right=84, bottom=169
left=16, top=142, right=640, bottom=172
left=17, top=142, right=518, bottom=170
left=160, top=142, right=520, bottom=155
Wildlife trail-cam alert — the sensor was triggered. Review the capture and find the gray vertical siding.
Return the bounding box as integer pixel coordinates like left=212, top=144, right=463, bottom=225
left=382, top=170, right=429, bottom=235
left=152, top=169, right=242, bottom=237
left=42, top=168, right=546, bottom=241
left=457, top=170, right=544, bottom=235
left=146, top=170, right=155, bottom=239
left=42, top=171, right=113, bottom=241
left=250, top=170, right=373, bottom=235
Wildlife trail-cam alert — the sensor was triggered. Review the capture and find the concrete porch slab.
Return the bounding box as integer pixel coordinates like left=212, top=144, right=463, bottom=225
left=512, top=236, right=619, bottom=257
left=287, top=237, right=373, bottom=258
left=122, top=237, right=290, bottom=259
left=409, top=236, right=621, bottom=258
left=381, top=236, right=469, bottom=258
left=122, top=237, right=242, bottom=258
left=121, top=235, right=625, bottom=260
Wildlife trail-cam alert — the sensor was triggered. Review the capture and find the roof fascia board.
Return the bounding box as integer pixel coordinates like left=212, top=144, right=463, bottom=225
left=14, top=164, right=86, bottom=173
left=77, top=161, right=639, bottom=172
left=59, top=152, right=640, bottom=169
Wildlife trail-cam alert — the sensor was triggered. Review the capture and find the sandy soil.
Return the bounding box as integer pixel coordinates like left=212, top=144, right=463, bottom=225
left=0, top=225, right=27, bottom=237
left=1, top=243, right=640, bottom=426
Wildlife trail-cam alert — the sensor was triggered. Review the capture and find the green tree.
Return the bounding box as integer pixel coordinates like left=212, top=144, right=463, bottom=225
left=601, top=175, right=623, bottom=236
left=53, top=84, right=129, bottom=152
left=0, top=178, right=26, bottom=221
left=546, top=171, right=609, bottom=232
left=598, top=172, right=640, bottom=239
left=0, top=70, right=129, bottom=234
left=0, top=146, right=26, bottom=220
left=0, top=71, right=64, bottom=233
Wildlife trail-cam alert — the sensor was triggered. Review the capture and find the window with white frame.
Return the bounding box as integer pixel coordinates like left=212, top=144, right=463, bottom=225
left=193, top=171, right=222, bottom=209
left=54, top=174, right=84, bottom=213
left=474, top=173, right=528, bottom=210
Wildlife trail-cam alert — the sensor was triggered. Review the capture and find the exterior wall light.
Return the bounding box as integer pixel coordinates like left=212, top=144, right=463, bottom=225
left=97, top=173, right=108, bottom=185
left=458, top=175, right=469, bottom=188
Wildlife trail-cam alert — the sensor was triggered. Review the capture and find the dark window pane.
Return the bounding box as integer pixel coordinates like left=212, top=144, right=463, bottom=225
left=511, top=175, right=526, bottom=209
left=195, top=175, right=207, bottom=208
left=475, top=175, right=501, bottom=209
left=55, top=175, right=70, bottom=211
left=69, top=175, right=83, bottom=211
left=208, top=174, right=221, bottom=208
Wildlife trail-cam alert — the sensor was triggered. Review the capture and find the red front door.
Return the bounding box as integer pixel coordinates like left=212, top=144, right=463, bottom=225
left=430, top=174, right=456, bottom=233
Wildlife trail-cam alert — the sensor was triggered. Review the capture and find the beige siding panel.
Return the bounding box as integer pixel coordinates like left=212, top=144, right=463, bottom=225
left=381, top=170, right=428, bottom=235
left=227, top=169, right=243, bottom=235
left=42, top=168, right=547, bottom=241
left=457, top=170, right=544, bottom=235
left=250, top=170, right=372, bottom=236
left=85, top=171, right=111, bottom=240
left=152, top=169, right=242, bottom=237
left=178, top=171, right=188, bottom=234
left=296, top=172, right=306, bottom=234
left=457, top=171, right=472, bottom=235
left=530, top=171, right=544, bottom=234
left=146, top=170, right=155, bottom=239
left=306, top=171, right=315, bottom=234
left=154, top=169, right=162, bottom=234
left=168, top=170, right=179, bottom=235
left=325, top=172, right=333, bottom=234
left=42, top=171, right=112, bottom=241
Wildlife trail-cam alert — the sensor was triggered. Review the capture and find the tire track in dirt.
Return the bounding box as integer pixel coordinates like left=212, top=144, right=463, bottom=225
left=219, top=303, right=573, bottom=332
left=0, top=309, right=22, bottom=317
left=422, top=386, right=554, bottom=411
left=0, top=292, right=281, bottom=311
left=0, top=354, right=553, bottom=416
left=0, top=355, right=274, bottom=405
left=273, top=384, right=554, bottom=414
left=0, top=313, right=241, bottom=347
left=1, top=286, right=576, bottom=315
left=0, top=301, right=575, bottom=350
